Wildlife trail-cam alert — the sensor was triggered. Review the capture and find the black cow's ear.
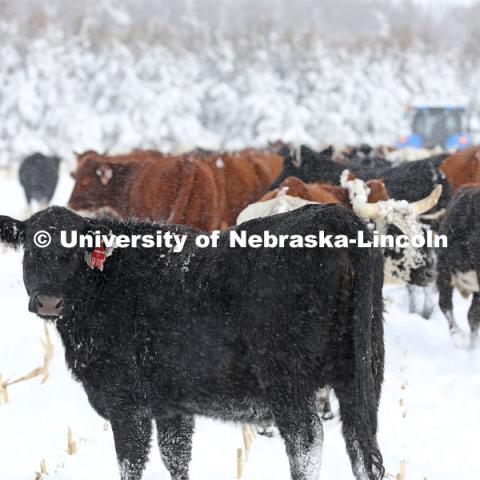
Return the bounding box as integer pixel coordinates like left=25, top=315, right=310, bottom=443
left=320, top=145, right=334, bottom=158
left=0, top=216, right=25, bottom=248
left=300, top=145, right=318, bottom=166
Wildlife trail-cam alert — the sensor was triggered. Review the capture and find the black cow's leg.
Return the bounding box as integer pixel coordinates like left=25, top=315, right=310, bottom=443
left=438, top=269, right=469, bottom=347
left=156, top=415, right=194, bottom=480
left=272, top=396, right=323, bottom=480
left=110, top=408, right=152, bottom=480
left=421, top=283, right=436, bottom=320
left=334, top=381, right=383, bottom=480
left=24, top=193, right=32, bottom=215
left=467, top=293, right=480, bottom=348
left=407, top=284, right=435, bottom=319
left=406, top=284, right=418, bottom=315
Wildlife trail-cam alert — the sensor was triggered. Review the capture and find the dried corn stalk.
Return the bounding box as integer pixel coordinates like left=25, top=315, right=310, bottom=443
left=242, top=424, right=255, bottom=460
left=67, top=427, right=77, bottom=455
left=396, top=460, right=406, bottom=480
left=236, top=448, right=244, bottom=479
left=0, top=374, right=9, bottom=405
left=0, top=326, right=54, bottom=405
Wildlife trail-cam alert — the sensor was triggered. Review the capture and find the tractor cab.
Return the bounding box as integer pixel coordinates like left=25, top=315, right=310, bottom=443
left=397, top=105, right=472, bottom=150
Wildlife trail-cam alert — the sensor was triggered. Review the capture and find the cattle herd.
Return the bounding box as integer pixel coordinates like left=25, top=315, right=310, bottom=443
left=1, top=142, right=480, bottom=480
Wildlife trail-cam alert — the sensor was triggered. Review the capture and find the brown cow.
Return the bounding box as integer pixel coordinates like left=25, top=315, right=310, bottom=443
left=68, top=149, right=283, bottom=231
left=258, top=175, right=389, bottom=206
left=440, top=146, right=480, bottom=193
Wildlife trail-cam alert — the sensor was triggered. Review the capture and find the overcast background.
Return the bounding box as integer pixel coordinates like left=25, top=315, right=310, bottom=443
left=1, top=0, right=479, bottom=164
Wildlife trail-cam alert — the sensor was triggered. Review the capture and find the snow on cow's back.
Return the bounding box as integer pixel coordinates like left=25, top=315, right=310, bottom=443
left=236, top=195, right=320, bottom=225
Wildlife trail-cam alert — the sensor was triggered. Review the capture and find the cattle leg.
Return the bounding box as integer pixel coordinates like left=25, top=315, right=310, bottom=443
left=467, top=293, right=480, bottom=348
left=407, top=284, right=435, bottom=319
left=110, top=408, right=152, bottom=480
left=438, top=269, right=469, bottom=348
left=272, top=397, right=323, bottom=480
left=421, top=283, right=436, bottom=320
left=156, top=415, right=194, bottom=480
left=406, top=284, right=419, bottom=315
left=334, top=381, right=383, bottom=480
left=24, top=195, right=32, bottom=217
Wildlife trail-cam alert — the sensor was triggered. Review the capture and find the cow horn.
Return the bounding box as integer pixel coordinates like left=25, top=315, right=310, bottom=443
left=420, top=208, right=447, bottom=221
left=354, top=202, right=381, bottom=219
left=410, top=185, right=442, bottom=215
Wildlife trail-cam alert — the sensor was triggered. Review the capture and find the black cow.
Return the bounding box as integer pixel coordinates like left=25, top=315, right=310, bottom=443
left=271, top=146, right=450, bottom=320
left=18, top=153, right=61, bottom=210
left=0, top=205, right=385, bottom=480
left=338, top=144, right=392, bottom=171
left=381, top=154, right=451, bottom=215
left=437, top=185, right=480, bottom=349
left=271, top=145, right=347, bottom=188
left=272, top=146, right=451, bottom=213
left=271, top=145, right=388, bottom=189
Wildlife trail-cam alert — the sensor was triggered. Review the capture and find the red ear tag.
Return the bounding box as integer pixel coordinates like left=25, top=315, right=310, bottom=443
left=90, top=242, right=107, bottom=271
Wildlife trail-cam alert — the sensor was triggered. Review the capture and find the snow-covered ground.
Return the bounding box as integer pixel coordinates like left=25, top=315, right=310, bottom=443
left=0, top=172, right=479, bottom=480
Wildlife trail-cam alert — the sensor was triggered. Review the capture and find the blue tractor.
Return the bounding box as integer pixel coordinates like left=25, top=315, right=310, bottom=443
left=397, top=105, right=473, bottom=150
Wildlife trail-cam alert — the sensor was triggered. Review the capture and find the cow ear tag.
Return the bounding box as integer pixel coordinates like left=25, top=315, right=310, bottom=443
left=85, top=239, right=115, bottom=271
left=88, top=243, right=107, bottom=270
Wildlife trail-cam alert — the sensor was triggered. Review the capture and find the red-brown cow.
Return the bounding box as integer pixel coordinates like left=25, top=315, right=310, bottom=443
left=440, top=146, right=480, bottom=193
left=258, top=175, right=389, bottom=206
left=68, top=149, right=283, bottom=231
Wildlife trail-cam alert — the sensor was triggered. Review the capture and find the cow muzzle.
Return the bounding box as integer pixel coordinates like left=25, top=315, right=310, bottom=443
left=30, top=294, right=64, bottom=317
left=414, top=267, right=438, bottom=287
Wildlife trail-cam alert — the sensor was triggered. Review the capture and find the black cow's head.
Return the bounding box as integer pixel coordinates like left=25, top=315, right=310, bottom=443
left=271, top=145, right=336, bottom=189
left=0, top=207, right=113, bottom=320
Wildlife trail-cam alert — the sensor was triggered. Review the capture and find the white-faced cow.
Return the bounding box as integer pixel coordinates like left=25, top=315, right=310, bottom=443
left=239, top=179, right=442, bottom=288
left=271, top=145, right=451, bottom=319
left=0, top=205, right=385, bottom=480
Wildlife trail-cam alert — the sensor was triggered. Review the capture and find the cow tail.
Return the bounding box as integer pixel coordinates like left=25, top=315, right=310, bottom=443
left=349, top=242, right=385, bottom=479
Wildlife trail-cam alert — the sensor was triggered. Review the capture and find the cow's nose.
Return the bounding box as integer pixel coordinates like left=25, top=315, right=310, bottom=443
left=424, top=268, right=438, bottom=282
left=33, top=294, right=64, bottom=317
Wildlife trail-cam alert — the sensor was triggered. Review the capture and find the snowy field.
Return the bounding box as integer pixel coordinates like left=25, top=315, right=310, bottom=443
left=0, top=170, right=479, bottom=480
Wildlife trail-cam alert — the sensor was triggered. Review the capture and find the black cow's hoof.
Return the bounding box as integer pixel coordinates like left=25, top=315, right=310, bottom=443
left=256, top=426, right=275, bottom=437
